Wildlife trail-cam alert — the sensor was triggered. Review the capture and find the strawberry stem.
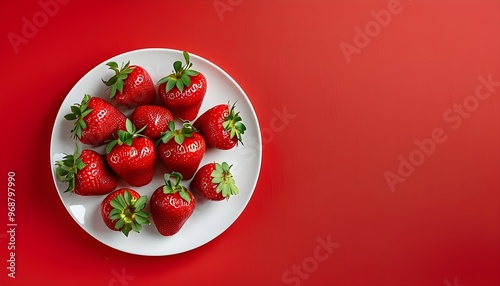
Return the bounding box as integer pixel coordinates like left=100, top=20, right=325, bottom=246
left=64, top=94, right=94, bottom=140
left=222, top=102, right=246, bottom=145
left=211, top=162, right=239, bottom=200
left=106, top=119, right=146, bottom=154
left=109, top=190, right=150, bottom=237
left=163, top=172, right=191, bottom=203
left=157, top=121, right=197, bottom=146
left=157, top=51, right=199, bottom=93
left=55, top=144, right=86, bottom=193
left=102, top=61, right=135, bottom=99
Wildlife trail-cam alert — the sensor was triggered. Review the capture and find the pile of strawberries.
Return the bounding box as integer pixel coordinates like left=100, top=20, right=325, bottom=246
left=55, top=52, right=246, bottom=237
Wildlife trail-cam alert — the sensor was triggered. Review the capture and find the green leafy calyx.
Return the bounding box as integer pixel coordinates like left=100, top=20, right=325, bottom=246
left=222, top=102, right=246, bottom=145
left=157, top=121, right=197, bottom=146
left=211, top=162, right=239, bottom=200
left=55, top=144, right=86, bottom=193
left=106, top=119, right=147, bottom=154
left=64, top=94, right=93, bottom=140
left=163, top=172, right=191, bottom=203
left=157, top=51, right=199, bottom=93
left=102, top=61, right=135, bottom=99
left=109, top=190, right=151, bottom=237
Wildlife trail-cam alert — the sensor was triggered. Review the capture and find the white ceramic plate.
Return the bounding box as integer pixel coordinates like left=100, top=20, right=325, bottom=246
left=50, top=48, right=262, bottom=256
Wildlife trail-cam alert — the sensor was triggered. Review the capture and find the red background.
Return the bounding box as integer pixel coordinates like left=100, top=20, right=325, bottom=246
left=1, top=0, right=500, bottom=285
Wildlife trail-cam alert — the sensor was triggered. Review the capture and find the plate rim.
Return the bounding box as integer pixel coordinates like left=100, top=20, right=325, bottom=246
left=49, top=47, right=262, bottom=256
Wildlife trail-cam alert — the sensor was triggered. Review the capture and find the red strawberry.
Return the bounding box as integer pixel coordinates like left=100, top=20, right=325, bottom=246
left=190, top=162, right=239, bottom=201
left=151, top=172, right=195, bottom=236
left=130, top=105, right=174, bottom=140
left=157, top=121, right=206, bottom=180
left=106, top=119, right=157, bottom=187
left=55, top=144, right=117, bottom=196
left=65, top=94, right=127, bottom=146
left=102, top=61, right=156, bottom=107
left=194, top=102, right=246, bottom=150
left=101, top=188, right=150, bottom=237
left=158, top=51, right=207, bottom=121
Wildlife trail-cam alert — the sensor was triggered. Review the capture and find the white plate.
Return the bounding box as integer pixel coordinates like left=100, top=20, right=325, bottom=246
left=50, top=48, right=262, bottom=256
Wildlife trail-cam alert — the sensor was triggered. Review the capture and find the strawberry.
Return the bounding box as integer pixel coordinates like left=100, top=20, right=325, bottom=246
left=102, top=61, right=156, bottom=107
left=194, top=102, right=246, bottom=150
left=158, top=51, right=207, bottom=121
left=101, top=188, right=150, bottom=237
left=65, top=94, right=127, bottom=146
left=190, top=162, right=239, bottom=201
left=157, top=121, right=206, bottom=180
left=55, top=144, right=117, bottom=196
left=151, top=172, right=195, bottom=236
left=130, top=105, right=174, bottom=140
left=106, top=119, right=157, bottom=187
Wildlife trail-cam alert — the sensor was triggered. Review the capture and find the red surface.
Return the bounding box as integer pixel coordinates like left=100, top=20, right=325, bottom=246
left=1, top=0, right=500, bottom=285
